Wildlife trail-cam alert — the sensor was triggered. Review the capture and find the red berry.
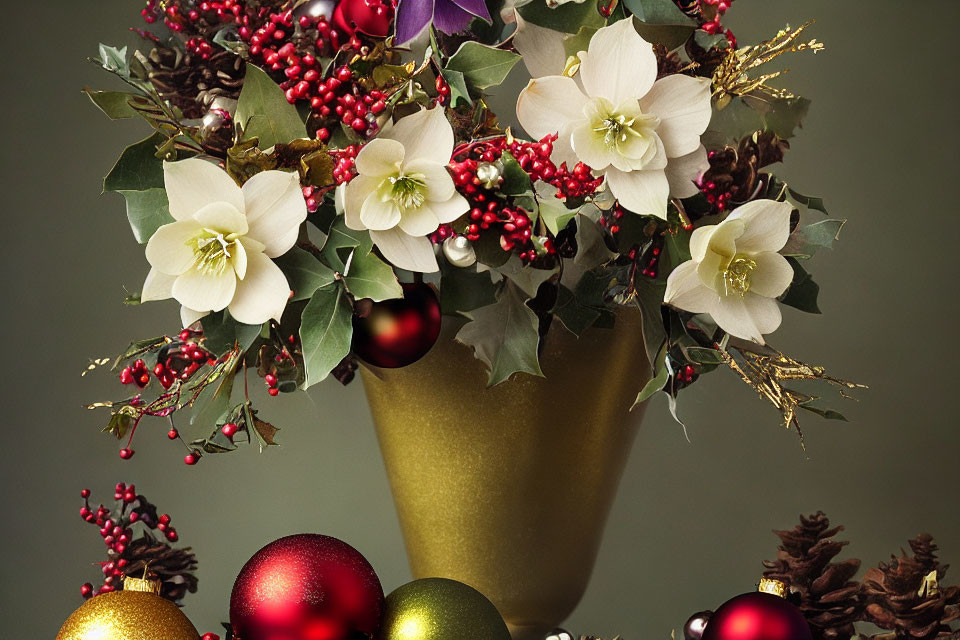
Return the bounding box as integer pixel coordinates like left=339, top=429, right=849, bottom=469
left=119, top=448, right=135, bottom=460
left=221, top=423, right=238, bottom=438
left=168, top=428, right=179, bottom=440
left=184, top=453, right=199, bottom=466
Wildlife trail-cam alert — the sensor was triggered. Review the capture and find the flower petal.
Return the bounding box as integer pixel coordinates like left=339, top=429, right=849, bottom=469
left=397, top=204, right=440, bottom=237
left=145, top=220, right=202, bottom=276
left=404, top=159, right=456, bottom=202
left=342, top=177, right=378, bottom=231
left=450, top=0, right=491, bottom=20
left=180, top=306, right=208, bottom=327
left=395, top=0, right=434, bottom=44
left=241, top=170, right=308, bottom=258
left=361, top=191, right=402, bottom=230
left=192, top=201, right=248, bottom=235
left=172, top=267, right=237, bottom=313
left=163, top=158, right=244, bottom=220
left=369, top=228, right=439, bottom=273
left=665, top=145, right=709, bottom=198
left=571, top=120, right=620, bottom=171
left=697, top=218, right=744, bottom=293
left=725, top=199, right=794, bottom=253
left=516, top=75, right=588, bottom=140
left=749, top=251, right=794, bottom=298
left=514, top=12, right=568, bottom=78
left=380, top=107, right=454, bottom=166
left=356, top=138, right=405, bottom=177
left=141, top=268, right=175, bottom=302
left=432, top=0, right=478, bottom=34
left=710, top=293, right=782, bottom=344
left=579, top=18, right=657, bottom=106
left=664, top=260, right=716, bottom=314
left=427, top=192, right=470, bottom=224
left=605, top=167, right=669, bottom=218
left=228, top=251, right=291, bottom=324
left=639, top=75, right=712, bottom=158
left=689, top=223, right=715, bottom=262
left=232, top=236, right=248, bottom=279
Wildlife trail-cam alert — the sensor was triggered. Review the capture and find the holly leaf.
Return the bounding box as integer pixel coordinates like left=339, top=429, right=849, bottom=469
left=116, top=188, right=173, bottom=244
left=98, top=44, right=130, bottom=76
left=440, top=262, right=498, bottom=314
left=201, top=312, right=263, bottom=356
left=494, top=255, right=557, bottom=299
left=321, top=218, right=373, bottom=271
left=788, top=187, right=829, bottom=215
left=84, top=89, right=140, bottom=120
left=633, top=277, right=668, bottom=371
left=798, top=402, right=848, bottom=422
left=553, top=285, right=602, bottom=337
left=563, top=26, right=598, bottom=59
left=622, top=0, right=695, bottom=25
left=516, top=0, right=604, bottom=33
left=344, top=250, right=403, bottom=302
left=634, top=345, right=669, bottom=408
left=274, top=247, right=337, bottom=302
left=499, top=151, right=532, bottom=196
left=104, top=132, right=166, bottom=193
left=445, top=42, right=522, bottom=90
left=576, top=216, right=617, bottom=269
left=235, top=64, right=307, bottom=149
left=441, top=68, right=473, bottom=108
left=455, top=282, right=544, bottom=386
left=743, top=94, right=812, bottom=140
left=781, top=219, right=845, bottom=259
left=300, top=284, right=353, bottom=388
left=685, top=346, right=726, bottom=365
left=779, top=258, right=821, bottom=314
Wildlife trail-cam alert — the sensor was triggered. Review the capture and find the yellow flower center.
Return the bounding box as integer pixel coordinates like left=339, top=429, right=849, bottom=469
left=723, top=255, right=758, bottom=296
left=594, top=113, right=642, bottom=149
left=388, top=174, right=427, bottom=213
left=192, top=230, right=237, bottom=276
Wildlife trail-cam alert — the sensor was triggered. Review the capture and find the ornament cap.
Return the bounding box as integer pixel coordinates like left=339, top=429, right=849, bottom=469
left=757, top=578, right=788, bottom=598
left=122, top=574, right=163, bottom=595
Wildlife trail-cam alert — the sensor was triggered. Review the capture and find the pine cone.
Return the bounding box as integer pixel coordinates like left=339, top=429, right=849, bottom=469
left=700, top=131, right=789, bottom=213
left=145, top=45, right=245, bottom=120
left=119, top=531, right=199, bottom=603
left=655, top=44, right=685, bottom=79
left=862, top=535, right=960, bottom=640
left=762, top=512, right=863, bottom=640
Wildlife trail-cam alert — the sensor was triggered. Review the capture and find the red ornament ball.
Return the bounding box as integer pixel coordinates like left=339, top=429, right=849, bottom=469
left=352, top=283, right=442, bottom=369
left=333, top=0, right=394, bottom=37
left=702, top=592, right=812, bottom=640
left=230, top=534, right=384, bottom=640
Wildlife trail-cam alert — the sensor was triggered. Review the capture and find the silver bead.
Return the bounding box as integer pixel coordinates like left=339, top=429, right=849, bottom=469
left=545, top=629, right=574, bottom=640
left=295, top=0, right=337, bottom=19
left=442, top=236, right=477, bottom=267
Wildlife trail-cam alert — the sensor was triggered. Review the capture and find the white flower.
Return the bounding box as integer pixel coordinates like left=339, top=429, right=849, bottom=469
left=516, top=18, right=712, bottom=218
left=664, top=199, right=795, bottom=343
left=343, top=106, right=469, bottom=273
left=141, top=158, right=307, bottom=326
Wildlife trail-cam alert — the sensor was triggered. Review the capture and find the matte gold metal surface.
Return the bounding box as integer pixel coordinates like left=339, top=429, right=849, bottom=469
left=362, top=312, right=651, bottom=639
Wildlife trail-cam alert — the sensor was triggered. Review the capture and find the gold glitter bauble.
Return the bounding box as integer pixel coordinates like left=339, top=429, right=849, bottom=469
left=379, top=578, right=511, bottom=640
left=56, top=590, right=200, bottom=640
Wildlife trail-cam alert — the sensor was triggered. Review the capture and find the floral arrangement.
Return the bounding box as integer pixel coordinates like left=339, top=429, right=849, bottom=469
left=85, top=0, right=862, bottom=463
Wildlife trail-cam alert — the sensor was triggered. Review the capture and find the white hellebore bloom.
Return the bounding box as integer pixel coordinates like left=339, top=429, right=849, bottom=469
left=343, top=106, right=469, bottom=273
left=664, top=199, right=796, bottom=344
left=516, top=18, right=712, bottom=218
left=141, top=158, right=307, bottom=326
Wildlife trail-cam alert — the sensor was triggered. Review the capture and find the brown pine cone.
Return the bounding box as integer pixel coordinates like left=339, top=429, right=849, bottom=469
left=700, top=131, right=789, bottom=213
left=144, top=45, right=246, bottom=120
left=654, top=44, right=685, bottom=79
left=763, top=512, right=863, bottom=640
left=119, top=531, right=199, bottom=603
left=862, top=535, right=960, bottom=640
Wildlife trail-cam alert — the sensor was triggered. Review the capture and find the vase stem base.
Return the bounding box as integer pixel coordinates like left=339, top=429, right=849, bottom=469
left=508, top=624, right=553, bottom=640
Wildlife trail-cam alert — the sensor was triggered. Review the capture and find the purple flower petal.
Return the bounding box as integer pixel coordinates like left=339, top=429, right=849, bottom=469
left=432, top=0, right=475, bottom=35
left=396, top=0, right=435, bottom=44
left=451, top=0, right=492, bottom=21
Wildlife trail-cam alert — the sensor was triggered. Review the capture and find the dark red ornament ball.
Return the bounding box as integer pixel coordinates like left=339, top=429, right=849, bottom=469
left=333, top=0, right=394, bottom=37
left=684, top=610, right=713, bottom=640
left=230, top=534, right=384, bottom=640
left=352, top=282, right=442, bottom=369
left=702, top=592, right=812, bottom=640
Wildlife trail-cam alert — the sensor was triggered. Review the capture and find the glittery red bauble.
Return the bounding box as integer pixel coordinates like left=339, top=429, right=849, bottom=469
left=352, top=283, right=442, bottom=369
left=332, top=0, right=394, bottom=37
left=702, top=593, right=812, bottom=640
left=229, top=534, right=383, bottom=640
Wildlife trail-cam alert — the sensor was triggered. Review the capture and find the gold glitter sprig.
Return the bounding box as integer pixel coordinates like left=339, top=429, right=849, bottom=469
left=721, top=340, right=866, bottom=449
left=713, top=21, right=824, bottom=108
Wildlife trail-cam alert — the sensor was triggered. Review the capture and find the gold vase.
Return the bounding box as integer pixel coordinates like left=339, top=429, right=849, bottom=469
left=361, top=311, right=651, bottom=640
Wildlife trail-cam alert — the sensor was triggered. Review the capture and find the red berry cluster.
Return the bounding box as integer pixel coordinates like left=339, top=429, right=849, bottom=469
left=699, top=0, right=737, bottom=47
left=698, top=149, right=734, bottom=212
left=598, top=202, right=626, bottom=235
left=119, top=330, right=214, bottom=391
left=202, top=634, right=221, bottom=640
left=77, top=484, right=180, bottom=598
left=506, top=134, right=603, bottom=200
left=332, top=144, right=362, bottom=184
left=120, top=359, right=151, bottom=388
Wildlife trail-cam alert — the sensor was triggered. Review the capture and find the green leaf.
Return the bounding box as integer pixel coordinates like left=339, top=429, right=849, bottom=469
left=633, top=22, right=696, bottom=50
left=441, top=68, right=473, bottom=107
left=517, top=0, right=604, bottom=33
left=274, top=247, right=337, bottom=302
left=635, top=351, right=669, bottom=407
left=446, top=42, right=522, bottom=90
left=440, top=262, right=498, bottom=314
left=455, top=282, right=544, bottom=386
left=345, top=250, right=403, bottom=302
left=788, top=187, right=829, bottom=215
left=321, top=218, right=372, bottom=271
left=743, top=94, right=811, bottom=140
left=563, top=26, right=598, bottom=59
left=494, top=255, right=558, bottom=299
left=685, top=346, right=726, bottom=365
left=553, top=284, right=601, bottom=336
left=201, top=312, right=263, bottom=355
left=300, top=284, right=354, bottom=388
left=539, top=201, right=576, bottom=237
left=798, top=402, right=848, bottom=422
left=779, top=258, right=821, bottom=314
left=235, top=64, right=308, bottom=149
left=116, top=188, right=174, bottom=243
left=499, top=151, right=532, bottom=196
left=622, top=0, right=695, bottom=25
left=104, top=133, right=166, bottom=193
left=575, top=216, right=616, bottom=269
left=473, top=230, right=512, bottom=268
left=782, top=219, right=845, bottom=259
left=84, top=90, right=139, bottom=120
left=98, top=44, right=129, bottom=76
left=708, top=95, right=811, bottom=143
left=633, top=276, right=668, bottom=371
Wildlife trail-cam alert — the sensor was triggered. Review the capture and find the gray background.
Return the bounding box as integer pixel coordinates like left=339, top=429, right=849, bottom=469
left=2, top=0, right=958, bottom=638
